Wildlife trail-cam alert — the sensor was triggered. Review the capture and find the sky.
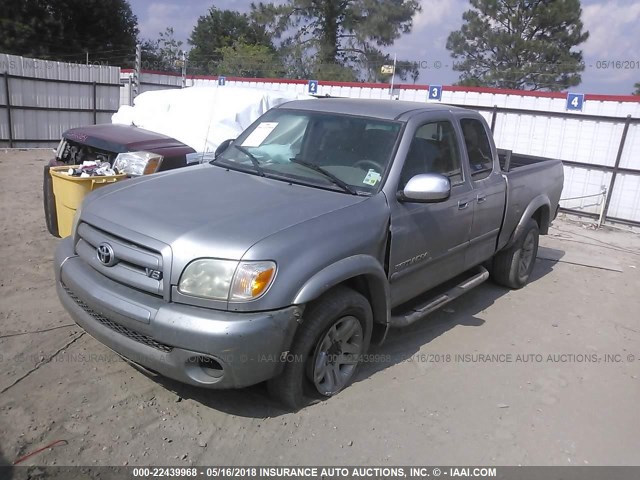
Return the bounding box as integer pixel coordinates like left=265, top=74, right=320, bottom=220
left=130, top=0, right=640, bottom=95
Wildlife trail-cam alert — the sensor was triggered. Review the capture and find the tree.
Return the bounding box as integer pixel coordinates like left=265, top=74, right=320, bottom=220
left=188, top=7, right=274, bottom=75
left=0, top=0, right=138, bottom=66
left=446, top=0, right=589, bottom=91
left=141, top=28, right=184, bottom=73
left=251, top=0, right=421, bottom=81
left=634, top=82, right=640, bottom=96
left=0, top=0, right=60, bottom=59
left=216, top=42, right=285, bottom=78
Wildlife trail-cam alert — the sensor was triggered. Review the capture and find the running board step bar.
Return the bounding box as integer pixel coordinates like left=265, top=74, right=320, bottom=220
left=390, top=266, right=490, bottom=328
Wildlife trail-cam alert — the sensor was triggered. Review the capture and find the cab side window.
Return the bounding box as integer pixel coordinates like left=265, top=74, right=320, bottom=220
left=460, top=118, right=493, bottom=180
left=399, top=121, right=463, bottom=189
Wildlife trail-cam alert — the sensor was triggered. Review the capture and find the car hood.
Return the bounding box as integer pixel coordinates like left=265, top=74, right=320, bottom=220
left=63, top=124, right=188, bottom=154
left=82, top=164, right=369, bottom=261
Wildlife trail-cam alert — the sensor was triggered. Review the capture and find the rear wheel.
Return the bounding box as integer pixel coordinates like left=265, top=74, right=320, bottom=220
left=268, top=286, right=371, bottom=409
left=491, top=218, right=539, bottom=289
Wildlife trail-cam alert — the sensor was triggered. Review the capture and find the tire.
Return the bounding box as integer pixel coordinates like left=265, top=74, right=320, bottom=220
left=491, top=218, right=539, bottom=289
left=43, top=165, right=60, bottom=238
left=268, top=286, right=372, bottom=410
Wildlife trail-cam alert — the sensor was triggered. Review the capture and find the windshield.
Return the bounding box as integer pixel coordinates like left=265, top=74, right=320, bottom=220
left=213, top=108, right=402, bottom=195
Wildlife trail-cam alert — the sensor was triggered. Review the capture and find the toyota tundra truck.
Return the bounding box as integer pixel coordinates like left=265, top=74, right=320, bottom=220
left=54, top=98, right=564, bottom=408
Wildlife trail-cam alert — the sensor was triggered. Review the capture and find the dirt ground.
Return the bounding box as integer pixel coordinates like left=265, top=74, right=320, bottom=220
left=1, top=149, right=639, bottom=468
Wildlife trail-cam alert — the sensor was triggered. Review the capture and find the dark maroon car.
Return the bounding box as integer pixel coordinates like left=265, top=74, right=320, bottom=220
left=44, top=124, right=196, bottom=237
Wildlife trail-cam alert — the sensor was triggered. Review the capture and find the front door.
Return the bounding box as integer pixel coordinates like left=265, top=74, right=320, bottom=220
left=388, top=119, right=474, bottom=308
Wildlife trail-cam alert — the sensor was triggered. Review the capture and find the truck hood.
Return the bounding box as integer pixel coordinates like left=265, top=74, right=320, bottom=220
left=64, top=124, right=188, bottom=154
left=82, top=164, right=369, bottom=261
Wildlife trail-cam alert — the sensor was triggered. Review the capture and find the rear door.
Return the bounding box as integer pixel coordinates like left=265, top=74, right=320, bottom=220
left=459, top=116, right=507, bottom=268
left=388, top=115, right=475, bottom=307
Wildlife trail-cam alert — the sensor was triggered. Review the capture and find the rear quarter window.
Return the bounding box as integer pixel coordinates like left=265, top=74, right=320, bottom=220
left=460, top=118, right=493, bottom=181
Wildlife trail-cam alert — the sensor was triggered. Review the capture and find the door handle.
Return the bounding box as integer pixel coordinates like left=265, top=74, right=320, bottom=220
left=458, top=200, right=471, bottom=210
left=477, top=195, right=487, bottom=204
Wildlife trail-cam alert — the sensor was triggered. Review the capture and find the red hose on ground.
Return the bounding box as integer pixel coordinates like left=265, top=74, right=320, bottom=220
left=13, top=439, right=68, bottom=465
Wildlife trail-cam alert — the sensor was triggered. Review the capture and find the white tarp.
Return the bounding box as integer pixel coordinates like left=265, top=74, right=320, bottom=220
left=112, top=86, right=310, bottom=153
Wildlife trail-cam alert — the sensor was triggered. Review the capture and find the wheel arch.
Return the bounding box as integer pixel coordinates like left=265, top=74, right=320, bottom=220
left=292, top=255, right=390, bottom=343
left=531, top=204, right=551, bottom=234
left=505, top=194, right=550, bottom=248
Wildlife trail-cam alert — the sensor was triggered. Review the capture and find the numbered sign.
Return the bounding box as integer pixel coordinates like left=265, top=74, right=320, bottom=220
left=308, top=80, right=319, bottom=94
left=428, top=85, right=443, bottom=101
left=566, top=93, right=584, bottom=111
left=218, top=76, right=226, bottom=86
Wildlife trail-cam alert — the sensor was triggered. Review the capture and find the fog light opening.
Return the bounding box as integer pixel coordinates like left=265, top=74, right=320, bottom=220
left=195, top=356, right=224, bottom=379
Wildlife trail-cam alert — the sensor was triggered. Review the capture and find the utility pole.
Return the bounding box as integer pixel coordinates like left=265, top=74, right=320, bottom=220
left=389, top=53, right=397, bottom=99
left=181, top=50, right=187, bottom=88
left=133, top=43, right=142, bottom=100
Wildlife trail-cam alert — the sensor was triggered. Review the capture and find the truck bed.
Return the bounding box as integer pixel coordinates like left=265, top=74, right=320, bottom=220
left=497, top=149, right=564, bottom=250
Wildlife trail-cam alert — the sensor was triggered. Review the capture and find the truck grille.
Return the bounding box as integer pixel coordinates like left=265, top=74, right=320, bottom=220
left=75, top=223, right=165, bottom=297
left=63, top=283, right=173, bottom=353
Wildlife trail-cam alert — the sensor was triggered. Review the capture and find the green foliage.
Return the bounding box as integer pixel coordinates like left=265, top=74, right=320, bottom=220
left=0, top=0, right=138, bottom=66
left=446, top=0, right=589, bottom=91
left=633, top=82, right=640, bottom=96
left=141, top=28, right=184, bottom=73
left=188, top=7, right=274, bottom=74
left=251, top=0, right=421, bottom=81
left=216, top=42, right=285, bottom=78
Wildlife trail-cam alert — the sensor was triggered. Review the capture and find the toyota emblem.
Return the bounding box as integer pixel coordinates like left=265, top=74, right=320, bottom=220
left=97, top=242, right=116, bottom=267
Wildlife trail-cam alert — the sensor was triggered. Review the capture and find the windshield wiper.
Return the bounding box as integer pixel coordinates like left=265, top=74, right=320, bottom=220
left=231, top=144, right=265, bottom=177
left=289, top=157, right=357, bottom=195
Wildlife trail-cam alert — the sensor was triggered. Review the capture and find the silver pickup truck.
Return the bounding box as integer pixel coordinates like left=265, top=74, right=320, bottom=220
left=55, top=98, right=563, bottom=408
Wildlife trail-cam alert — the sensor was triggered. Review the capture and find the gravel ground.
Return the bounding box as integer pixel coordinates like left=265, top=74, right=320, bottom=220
left=1, top=149, right=639, bottom=468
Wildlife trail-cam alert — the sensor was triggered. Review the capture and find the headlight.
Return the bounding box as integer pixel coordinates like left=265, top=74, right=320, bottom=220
left=178, top=259, right=238, bottom=300
left=178, top=259, right=276, bottom=302
left=113, top=151, right=163, bottom=176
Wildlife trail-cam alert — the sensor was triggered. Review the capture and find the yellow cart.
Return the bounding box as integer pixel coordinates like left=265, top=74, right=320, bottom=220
left=49, top=166, right=126, bottom=237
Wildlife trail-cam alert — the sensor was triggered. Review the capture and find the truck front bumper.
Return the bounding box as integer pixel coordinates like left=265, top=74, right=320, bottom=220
left=55, top=237, right=301, bottom=389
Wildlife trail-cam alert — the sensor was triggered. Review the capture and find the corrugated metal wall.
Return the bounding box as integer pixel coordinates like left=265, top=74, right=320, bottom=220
left=0, top=54, right=120, bottom=148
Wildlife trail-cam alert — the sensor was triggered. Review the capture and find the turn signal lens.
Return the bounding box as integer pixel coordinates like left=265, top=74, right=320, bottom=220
left=143, top=157, right=163, bottom=175
left=230, top=261, right=276, bottom=300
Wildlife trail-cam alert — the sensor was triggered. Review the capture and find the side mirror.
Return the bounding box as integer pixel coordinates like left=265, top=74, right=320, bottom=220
left=214, top=139, right=234, bottom=158
left=397, top=173, right=451, bottom=203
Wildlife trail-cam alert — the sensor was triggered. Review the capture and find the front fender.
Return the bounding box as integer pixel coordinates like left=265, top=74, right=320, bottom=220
left=293, top=255, right=390, bottom=329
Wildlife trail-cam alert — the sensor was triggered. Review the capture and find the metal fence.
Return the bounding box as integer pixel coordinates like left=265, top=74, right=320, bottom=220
left=0, top=54, right=121, bottom=148
left=455, top=103, right=640, bottom=226
left=182, top=77, right=640, bottom=226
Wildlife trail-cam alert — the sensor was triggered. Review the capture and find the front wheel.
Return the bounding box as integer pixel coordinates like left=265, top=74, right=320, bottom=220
left=491, top=218, right=539, bottom=289
left=268, top=286, right=372, bottom=409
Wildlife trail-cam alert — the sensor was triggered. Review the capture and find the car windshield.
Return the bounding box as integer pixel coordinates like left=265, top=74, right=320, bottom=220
left=213, top=108, right=402, bottom=195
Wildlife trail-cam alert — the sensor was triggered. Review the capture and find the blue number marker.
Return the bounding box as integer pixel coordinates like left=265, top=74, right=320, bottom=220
left=566, top=93, right=584, bottom=111
left=428, top=85, right=442, bottom=101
